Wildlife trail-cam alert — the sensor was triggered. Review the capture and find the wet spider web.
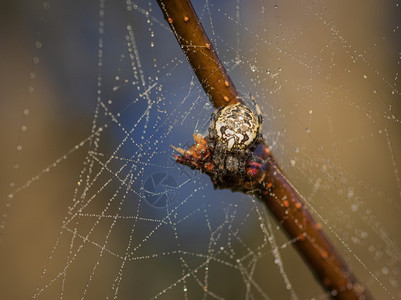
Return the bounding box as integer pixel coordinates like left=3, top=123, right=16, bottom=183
left=0, top=0, right=400, bottom=299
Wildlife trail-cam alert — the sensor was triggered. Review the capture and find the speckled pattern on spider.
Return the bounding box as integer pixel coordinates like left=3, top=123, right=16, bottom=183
left=208, top=102, right=263, bottom=177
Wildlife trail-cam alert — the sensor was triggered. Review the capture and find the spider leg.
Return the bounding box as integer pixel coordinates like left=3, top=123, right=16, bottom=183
left=250, top=95, right=263, bottom=125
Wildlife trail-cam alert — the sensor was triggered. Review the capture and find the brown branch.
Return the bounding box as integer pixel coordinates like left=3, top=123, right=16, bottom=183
left=156, top=0, right=239, bottom=108
left=156, top=1, right=372, bottom=299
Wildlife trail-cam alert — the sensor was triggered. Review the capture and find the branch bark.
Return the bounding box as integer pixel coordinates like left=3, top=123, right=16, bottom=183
left=156, top=1, right=372, bottom=299
left=156, top=0, right=239, bottom=108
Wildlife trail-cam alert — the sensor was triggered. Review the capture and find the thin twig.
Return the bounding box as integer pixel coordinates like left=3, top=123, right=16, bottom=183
left=156, top=0, right=372, bottom=299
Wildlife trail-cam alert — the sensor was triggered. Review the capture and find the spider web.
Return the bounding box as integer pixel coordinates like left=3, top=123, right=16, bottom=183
left=0, top=0, right=400, bottom=299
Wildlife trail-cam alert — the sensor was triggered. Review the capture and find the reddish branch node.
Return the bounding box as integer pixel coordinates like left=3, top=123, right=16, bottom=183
left=172, top=134, right=213, bottom=172
left=172, top=133, right=270, bottom=190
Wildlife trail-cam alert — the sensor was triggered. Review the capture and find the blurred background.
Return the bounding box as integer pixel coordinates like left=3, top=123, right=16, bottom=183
left=0, top=0, right=400, bottom=299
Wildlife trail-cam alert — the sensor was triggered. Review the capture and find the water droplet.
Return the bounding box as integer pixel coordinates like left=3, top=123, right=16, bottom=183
left=389, top=277, right=398, bottom=287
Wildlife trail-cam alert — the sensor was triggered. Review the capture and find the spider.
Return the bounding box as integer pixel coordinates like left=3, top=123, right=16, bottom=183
left=207, top=100, right=263, bottom=182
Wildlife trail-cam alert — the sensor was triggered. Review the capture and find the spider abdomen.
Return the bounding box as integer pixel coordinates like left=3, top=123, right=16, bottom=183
left=213, top=103, right=260, bottom=150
